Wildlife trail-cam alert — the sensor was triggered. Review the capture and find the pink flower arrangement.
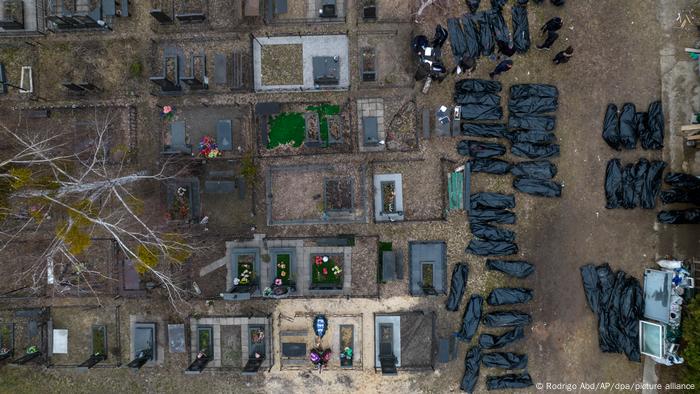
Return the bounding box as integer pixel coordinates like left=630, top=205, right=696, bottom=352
left=315, top=256, right=323, bottom=266
left=160, top=105, right=175, bottom=121
left=274, top=278, right=282, bottom=286
left=163, top=105, right=172, bottom=114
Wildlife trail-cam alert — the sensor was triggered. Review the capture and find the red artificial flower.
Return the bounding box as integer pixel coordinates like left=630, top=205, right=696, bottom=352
left=322, top=268, right=328, bottom=275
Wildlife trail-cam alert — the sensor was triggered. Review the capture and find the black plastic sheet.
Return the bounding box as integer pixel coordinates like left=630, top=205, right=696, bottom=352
left=642, top=101, right=664, bottom=150
left=456, top=79, right=502, bottom=94
left=460, top=104, right=504, bottom=121
left=446, top=264, right=469, bottom=312
left=455, top=92, right=502, bottom=106
left=510, top=142, right=560, bottom=159
left=491, top=0, right=508, bottom=8
left=477, top=13, right=495, bottom=56
left=447, top=18, right=467, bottom=61
left=461, top=15, right=482, bottom=60
left=468, top=209, right=516, bottom=224
left=508, top=114, right=555, bottom=131
left=619, top=103, right=637, bottom=150
left=481, top=352, right=528, bottom=369
left=604, top=159, right=623, bottom=209
left=466, top=240, right=518, bottom=256
left=512, top=5, right=530, bottom=53
left=602, top=103, right=621, bottom=150
left=657, top=209, right=700, bottom=224
left=486, top=259, right=534, bottom=278
left=513, top=177, right=562, bottom=197
left=511, top=160, right=557, bottom=179
left=489, top=9, right=510, bottom=47
left=635, top=112, right=649, bottom=151
left=467, top=0, right=481, bottom=13
left=470, top=223, right=516, bottom=242
left=470, top=158, right=512, bottom=174
left=461, top=122, right=508, bottom=137
left=460, top=346, right=482, bottom=394
left=458, top=140, right=506, bottom=158
left=621, top=163, right=636, bottom=209
left=510, top=84, right=558, bottom=99
left=664, top=172, right=700, bottom=190
left=487, top=288, right=533, bottom=305
left=640, top=160, right=666, bottom=209
left=632, top=159, right=649, bottom=208
left=479, top=326, right=525, bottom=349
left=507, top=130, right=556, bottom=144
left=483, top=311, right=532, bottom=327
left=432, top=24, right=448, bottom=48
left=455, top=295, right=484, bottom=342
left=580, top=263, right=643, bottom=362
left=660, top=188, right=700, bottom=205
left=508, top=96, right=558, bottom=114
left=486, top=373, right=533, bottom=390
left=470, top=192, right=516, bottom=210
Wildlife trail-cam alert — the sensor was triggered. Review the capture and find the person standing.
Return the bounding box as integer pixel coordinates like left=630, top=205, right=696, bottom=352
left=540, top=17, right=563, bottom=34
left=553, top=46, right=574, bottom=64
left=537, top=31, right=559, bottom=50
left=489, top=59, right=513, bottom=79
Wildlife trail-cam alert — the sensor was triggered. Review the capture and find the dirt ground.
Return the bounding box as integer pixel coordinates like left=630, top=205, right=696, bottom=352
left=1, top=0, right=698, bottom=393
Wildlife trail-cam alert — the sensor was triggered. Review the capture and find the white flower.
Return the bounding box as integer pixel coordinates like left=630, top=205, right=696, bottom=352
left=322, top=256, right=329, bottom=263
left=233, top=278, right=240, bottom=286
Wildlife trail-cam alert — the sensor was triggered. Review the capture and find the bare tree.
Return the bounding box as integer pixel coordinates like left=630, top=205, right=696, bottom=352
left=0, top=109, right=199, bottom=312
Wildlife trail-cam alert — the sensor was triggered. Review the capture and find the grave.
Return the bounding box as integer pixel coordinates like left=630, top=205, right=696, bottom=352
left=181, top=53, right=207, bottom=90
left=373, top=174, right=404, bottom=222
left=217, top=119, right=233, bottom=151
left=150, top=52, right=182, bottom=92
left=214, top=53, right=227, bottom=85
left=0, top=0, right=24, bottom=30
left=361, top=48, right=376, bottom=81
left=409, top=242, right=446, bottom=296
left=168, top=324, right=186, bottom=353
left=313, top=56, right=340, bottom=85
left=128, top=323, right=155, bottom=369
left=150, top=9, right=173, bottom=23
left=164, top=121, right=191, bottom=154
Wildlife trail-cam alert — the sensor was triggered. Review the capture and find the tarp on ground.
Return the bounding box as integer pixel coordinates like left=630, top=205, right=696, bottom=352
left=483, top=311, right=532, bottom=327
left=510, top=84, right=558, bottom=99
left=513, top=177, right=562, bottom=197
left=511, top=142, right=560, bottom=159
left=664, top=172, right=700, bottom=190
left=604, top=159, right=623, bottom=209
left=468, top=208, right=516, bottom=224
left=487, top=288, right=533, bottom=305
left=508, top=114, right=555, bottom=131
left=455, top=92, right=502, bottom=106
left=642, top=101, right=664, bottom=150
left=508, top=96, right=558, bottom=114
left=619, top=103, right=637, bottom=150
left=486, top=259, right=534, bottom=278
left=507, top=129, right=556, bottom=144
left=455, top=79, right=502, bottom=94
left=470, top=223, right=516, bottom=242
left=460, top=346, right=482, bottom=394
left=657, top=209, right=700, bottom=224
left=488, top=8, right=511, bottom=46
left=479, top=326, right=525, bottom=349
left=470, top=158, right=512, bottom=174
left=461, top=122, right=508, bottom=137
left=621, top=163, right=636, bottom=209
left=461, top=15, right=482, bottom=59
left=602, top=103, right=621, bottom=150
left=481, top=352, right=528, bottom=369
left=510, top=160, right=557, bottom=179
left=580, top=263, right=643, bottom=362
left=486, top=373, right=534, bottom=390
left=447, top=18, right=467, bottom=62
left=460, top=104, right=504, bottom=121
left=640, top=160, right=666, bottom=209
left=477, top=13, right=495, bottom=56
left=466, top=240, right=518, bottom=256
left=446, top=264, right=469, bottom=311
left=470, top=192, right=516, bottom=210
left=455, top=295, right=484, bottom=342
left=512, top=5, right=530, bottom=53
left=660, top=188, right=700, bottom=205
left=458, top=140, right=507, bottom=158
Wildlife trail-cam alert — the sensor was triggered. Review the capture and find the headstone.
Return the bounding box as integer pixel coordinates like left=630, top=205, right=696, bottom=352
left=237, top=178, right=246, bottom=200
left=275, top=0, right=287, bottom=14
left=214, top=54, right=227, bottom=85
left=362, top=116, right=379, bottom=145
left=313, top=57, right=339, bottom=85
left=168, top=324, right=186, bottom=353
left=382, top=251, right=396, bottom=281
left=232, top=51, right=244, bottom=89
left=102, top=0, right=117, bottom=17
left=255, top=102, right=280, bottom=116
left=53, top=329, right=68, bottom=354
left=176, top=13, right=206, bottom=22
left=217, top=119, right=233, bottom=150
left=422, top=108, right=430, bottom=139
left=150, top=9, right=173, bottom=23
left=122, top=259, right=141, bottom=290
left=282, top=343, right=306, bottom=358
left=204, top=181, right=236, bottom=194
left=169, top=121, right=188, bottom=153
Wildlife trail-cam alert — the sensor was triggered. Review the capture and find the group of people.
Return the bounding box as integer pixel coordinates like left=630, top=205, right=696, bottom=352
left=489, top=15, right=574, bottom=79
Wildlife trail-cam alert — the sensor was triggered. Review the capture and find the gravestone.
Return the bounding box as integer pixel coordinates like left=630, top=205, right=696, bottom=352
left=362, top=116, right=379, bottom=145
left=168, top=324, right=185, bottom=353
left=217, top=119, right=233, bottom=150
left=150, top=9, right=173, bottom=23
left=214, top=54, right=227, bottom=85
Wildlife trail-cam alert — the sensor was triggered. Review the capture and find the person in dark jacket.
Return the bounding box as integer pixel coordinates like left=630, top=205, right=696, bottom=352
left=537, top=31, right=559, bottom=50
left=540, top=17, right=563, bottom=33
left=452, top=53, right=476, bottom=76
left=553, top=46, right=574, bottom=64
left=489, top=59, right=513, bottom=79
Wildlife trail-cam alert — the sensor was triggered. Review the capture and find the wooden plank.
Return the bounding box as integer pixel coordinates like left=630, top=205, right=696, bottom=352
left=681, top=124, right=700, bottom=131
left=687, top=133, right=700, bottom=141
